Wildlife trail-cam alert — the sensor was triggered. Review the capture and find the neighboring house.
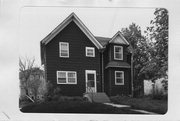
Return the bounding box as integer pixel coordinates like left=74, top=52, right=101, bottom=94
left=40, top=12, right=132, bottom=96
left=19, top=68, right=46, bottom=101
left=144, top=78, right=167, bottom=96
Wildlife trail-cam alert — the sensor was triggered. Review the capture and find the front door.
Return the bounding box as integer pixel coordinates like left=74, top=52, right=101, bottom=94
left=85, top=70, right=97, bottom=93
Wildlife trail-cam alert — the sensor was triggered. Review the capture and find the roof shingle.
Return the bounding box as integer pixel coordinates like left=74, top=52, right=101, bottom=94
left=95, top=36, right=111, bottom=47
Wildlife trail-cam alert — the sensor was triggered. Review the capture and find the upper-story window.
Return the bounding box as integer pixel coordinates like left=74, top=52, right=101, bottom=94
left=86, top=47, right=95, bottom=57
left=114, top=46, right=123, bottom=60
left=59, top=42, right=69, bottom=58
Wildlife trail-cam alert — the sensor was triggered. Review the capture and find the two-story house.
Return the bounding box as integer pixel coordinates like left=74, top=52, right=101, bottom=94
left=40, top=12, right=132, bottom=96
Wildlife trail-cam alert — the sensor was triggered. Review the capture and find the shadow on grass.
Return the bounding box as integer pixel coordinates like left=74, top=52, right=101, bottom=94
left=110, top=96, right=167, bottom=114
left=20, top=101, right=143, bottom=114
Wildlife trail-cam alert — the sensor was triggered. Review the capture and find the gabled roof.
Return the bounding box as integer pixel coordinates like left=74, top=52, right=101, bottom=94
left=95, top=31, right=130, bottom=47
left=105, top=61, right=131, bottom=69
left=41, top=12, right=103, bottom=49
left=95, top=36, right=111, bottom=47
left=109, top=31, right=129, bottom=45
left=41, top=12, right=130, bottom=49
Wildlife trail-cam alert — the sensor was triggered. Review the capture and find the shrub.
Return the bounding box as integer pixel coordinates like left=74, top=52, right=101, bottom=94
left=19, top=96, right=32, bottom=104
left=152, top=90, right=167, bottom=100
left=57, top=96, right=84, bottom=102
left=44, top=82, right=62, bottom=102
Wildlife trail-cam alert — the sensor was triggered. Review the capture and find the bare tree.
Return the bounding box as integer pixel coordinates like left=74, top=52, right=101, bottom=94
left=27, top=68, right=42, bottom=101
left=19, top=57, right=47, bottom=103
left=19, top=57, right=35, bottom=96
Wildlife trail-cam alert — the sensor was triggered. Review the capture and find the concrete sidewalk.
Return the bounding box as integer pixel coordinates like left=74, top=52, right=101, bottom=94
left=130, top=109, right=158, bottom=114
left=104, top=103, right=158, bottom=114
left=104, top=103, right=130, bottom=108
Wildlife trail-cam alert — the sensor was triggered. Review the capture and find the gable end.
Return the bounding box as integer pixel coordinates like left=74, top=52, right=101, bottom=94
left=109, top=31, right=129, bottom=45
left=41, top=13, right=103, bottom=49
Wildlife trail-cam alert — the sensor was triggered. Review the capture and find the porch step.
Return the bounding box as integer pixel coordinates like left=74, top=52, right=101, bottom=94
left=83, top=92, right=111, bottom=103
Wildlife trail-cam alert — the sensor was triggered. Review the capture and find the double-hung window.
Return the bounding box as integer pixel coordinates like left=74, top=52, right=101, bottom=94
left=86, top=47, right=95, bottom=57
left=115, top=71, right=124, bottom=85
left=114, top=46, right=123, bottom=60
left=59, top=42, right=69, bottom=57
left=57, top=71, right=77, bottom=84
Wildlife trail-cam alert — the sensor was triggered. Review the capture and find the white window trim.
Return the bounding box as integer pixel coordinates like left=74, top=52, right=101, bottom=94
left=115, top=71, right=124, bottom=85
left=86, top=47, right=95, bottom=57
left=114, top=46, right=123, bottom=60
left=59, top=42, right=69, bottom=58
left=57, top=71, right=77, bottom=84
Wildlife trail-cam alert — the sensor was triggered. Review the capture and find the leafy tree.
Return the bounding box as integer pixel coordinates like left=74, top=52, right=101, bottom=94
left=143, top=8, right=168, bottom=81
left=121, top=23, right=151, bottom=96
left=121, top=8, right=168, bottom=96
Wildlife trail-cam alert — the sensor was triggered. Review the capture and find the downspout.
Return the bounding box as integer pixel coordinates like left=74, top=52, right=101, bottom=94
left=100, top=48, right=105, bottom=92
left=131, top=51, right=134, bottom=97
left=102, top=51, right=104, bottom=92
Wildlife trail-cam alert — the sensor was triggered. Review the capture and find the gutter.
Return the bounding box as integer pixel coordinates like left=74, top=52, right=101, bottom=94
left=102, top=51, right=104, bottom=92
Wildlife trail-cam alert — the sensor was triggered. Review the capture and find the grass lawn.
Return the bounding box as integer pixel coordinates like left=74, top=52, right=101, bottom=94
left=20, top=100, right=143, bottom=114
left=110, top=96, right=167, bottom=114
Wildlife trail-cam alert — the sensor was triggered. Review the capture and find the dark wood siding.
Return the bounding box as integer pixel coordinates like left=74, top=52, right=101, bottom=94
left=45, top=21, right=101, bottom=96
left=103, top=43, right=130, bottom=65
left=109, top=44, right=129, bottom=62
left=103, top=43, right=131, bottom=96
left=104, top=68, right=109, bottom=95
left=103, top=45, right=110, bottom=95
left=107, top=68, right=131, bottom=96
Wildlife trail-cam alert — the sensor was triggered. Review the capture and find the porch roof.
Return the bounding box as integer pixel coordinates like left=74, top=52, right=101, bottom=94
left=105, top=61, right=131, bottom=69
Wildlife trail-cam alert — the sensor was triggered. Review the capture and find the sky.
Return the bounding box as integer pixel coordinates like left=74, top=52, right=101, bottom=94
left=0, top=0, right=180, bottom=120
